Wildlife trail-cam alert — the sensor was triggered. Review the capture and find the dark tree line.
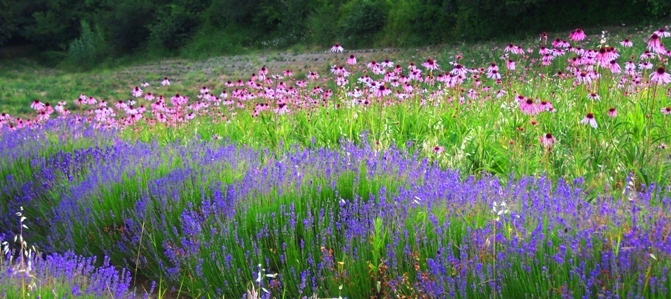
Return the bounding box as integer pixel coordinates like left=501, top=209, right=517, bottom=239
left=0, top=0, right=668, bottom=65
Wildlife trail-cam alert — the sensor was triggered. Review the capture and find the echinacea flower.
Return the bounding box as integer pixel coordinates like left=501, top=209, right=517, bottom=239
left=650, top=67, right=671, bottom=85
left=654, top=28, right=671, bottom=38
left=422, top=58, right=439, bottom=71
left=331, top=43, right=344, bottom=53
left=347, top=55, right=357, bottom=65
left=569, top=28, right=586, bottom=41
left=161, top=77, right=170, bottom=86
left=661, top=107, right=671, bottom=115
left=581, top=112, right=598, bottom=128
left=432, top=145, right=445, bottom=154
left=620, top=39, right=633, bottom=47
left=540, top=133, right=555, bottom=147
left=587, top=92, right=601, bottom=101
left=647, top=34, right=665, bottom=54
left=608, top=107, right=617, bottom=117
left=132, top=87, right=143, bottom=98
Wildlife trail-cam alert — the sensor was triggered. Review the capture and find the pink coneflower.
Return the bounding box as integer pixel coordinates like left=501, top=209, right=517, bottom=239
left=608, top=107, right=617, bottom=117
left=432, top=145, right=445, bottom=154
left=347, top=55, right=357, bottom=65
left=581, top=112, right=598, bottom=128
left=639, top=61, right=654, bottom=70
left=283, top=70, right=293, bottom=77
left=506, top=59, right=516, bottom=70
left=541, top=133, right=555, bottom=147
left=569, top=28, right=586, bottom=41
left=422, top=58, right=439, bottom=71
left=486, top=70, right=501, bottom=80
left=145, top=93, right=154, bottom=101
left=373, top=85, right=391, bottom=97
left=381, top=59, right=394, bottom=68
left=662, top=107, right=671, bottom=115
left=647, top=34, right=665, bottom=54
left=587, top=92, right=601, bottom=101
left=650, top=67, right=671, bottom=85
left=30, top=99, right=45, bottom=111
left=519, top=98, right=538, bottom=115
left=161, top=77, right=170, bottom=86
left=654, top=28, right=671, bottom=38
left=141, top=82, right=149, bottom=87
left=608, top=60, right=621, bottom=74
left=620, top=38, right=633, bottom=47
left=132, top=87, right=143, bottom=97
left=200, top=86, right=209, bottom=94
left=331, top=43, right=344, bottom=53
left=450, top=64, right=468, bottom=76
left=307, top=71, right=319, bottom=80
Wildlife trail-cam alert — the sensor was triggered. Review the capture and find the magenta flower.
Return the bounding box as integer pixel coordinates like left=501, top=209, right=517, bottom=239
left=347, top=55, right=357, bottom=65
left=581, top=112, right=598, bottom=128
left=569, top=28, right=586, bottom=41
left=330, top=43, right=344, bottom=53
left=650, top=67, right=671, bottom=85
left=540, top=133, right=555, bottom=147
left=519, top=98, right=538, bottom=115
left=608, top=107, right=617, bottom=118
left=620, top=39, right=633, bottom=47
left=422, top=58, right=439, bottom=71
left=161, top=77, right=170, bottom=86
left=587, top=92, right=601, bottom=101
left=505, top=59, right=516, bottom=71
left=132, top=87, right=143, bottom=98
left=661, top=107, right=671, bottom=115
left=647, top=34, right=665, bottom=54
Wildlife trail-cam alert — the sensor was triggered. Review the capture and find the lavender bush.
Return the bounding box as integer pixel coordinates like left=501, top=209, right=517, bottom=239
left=1, top=120, right=671, bottom=298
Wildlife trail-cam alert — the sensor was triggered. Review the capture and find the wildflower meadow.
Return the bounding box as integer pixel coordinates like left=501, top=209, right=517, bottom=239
left=2, top=24, right=671, bottom=298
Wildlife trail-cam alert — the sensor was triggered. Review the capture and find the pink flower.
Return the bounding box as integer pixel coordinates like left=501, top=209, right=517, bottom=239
left=347, top=54, right=357, bottom=65
left=661, top=107, right=671, bottom=115
left=608, top=107, right=617, bottom=118
left=505, top=59, right=516, bottom=71
left=519, top=97, right=539, bottom=115
left=422, top=58, right=439, bottom=71
left=569, top=28, right=586, bottom=41
left=620, top=39, right=633, bottom=47
left=647, top=34, right=665, bottom=54
left=432, top=145, right=445, bottom=154
left=200, top=86, right=209, bottom=94
left=608, top=60, right=621, bottom=74
left=307, top=71, right=320, bottom=80
left=581, top=112, right=598, bottom=128
left=132, top=87, right=143, bottom=98
left=30, top=99, right=45, bottom=111
left=587, top=92, right=600, bottom=101
left=283, top=70, right=293, bottom=77
left=650, top=67, right=671, bottom=85
left=145, top=93, right=155, bottom=101
left=141, top=82, right=149, bottom=87
left=373, top=84, right=391, bottom=97
left=330, top=43, right=344, bottom=53
left=654, top=28, right=671, bottom=38
left=540, top=133, right=555, bottom=147
left=161, top=77, right=170, bottom=86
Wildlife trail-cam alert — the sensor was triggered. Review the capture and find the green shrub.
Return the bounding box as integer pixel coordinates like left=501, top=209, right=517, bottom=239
left=65, top=21, right=108, bottom=68
left=340, top=0, right=389, bottom=48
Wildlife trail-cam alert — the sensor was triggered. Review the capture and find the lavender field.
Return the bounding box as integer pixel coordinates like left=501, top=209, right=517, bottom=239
left=2, top=25, right=671, bottom=298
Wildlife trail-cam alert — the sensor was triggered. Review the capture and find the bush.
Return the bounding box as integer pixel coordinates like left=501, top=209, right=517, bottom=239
left=148, top=4, right=202, bottom=51
left=65, top=21, right=108, bottom=68
left=340, top=0, right=389, bottom=48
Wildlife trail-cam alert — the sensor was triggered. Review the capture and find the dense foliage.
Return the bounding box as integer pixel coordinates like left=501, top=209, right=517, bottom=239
left=0, top=0, right=669, bottom=65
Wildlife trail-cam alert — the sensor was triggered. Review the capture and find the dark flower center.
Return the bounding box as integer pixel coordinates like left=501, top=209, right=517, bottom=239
left=657, top=67, right=666, bottom=75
